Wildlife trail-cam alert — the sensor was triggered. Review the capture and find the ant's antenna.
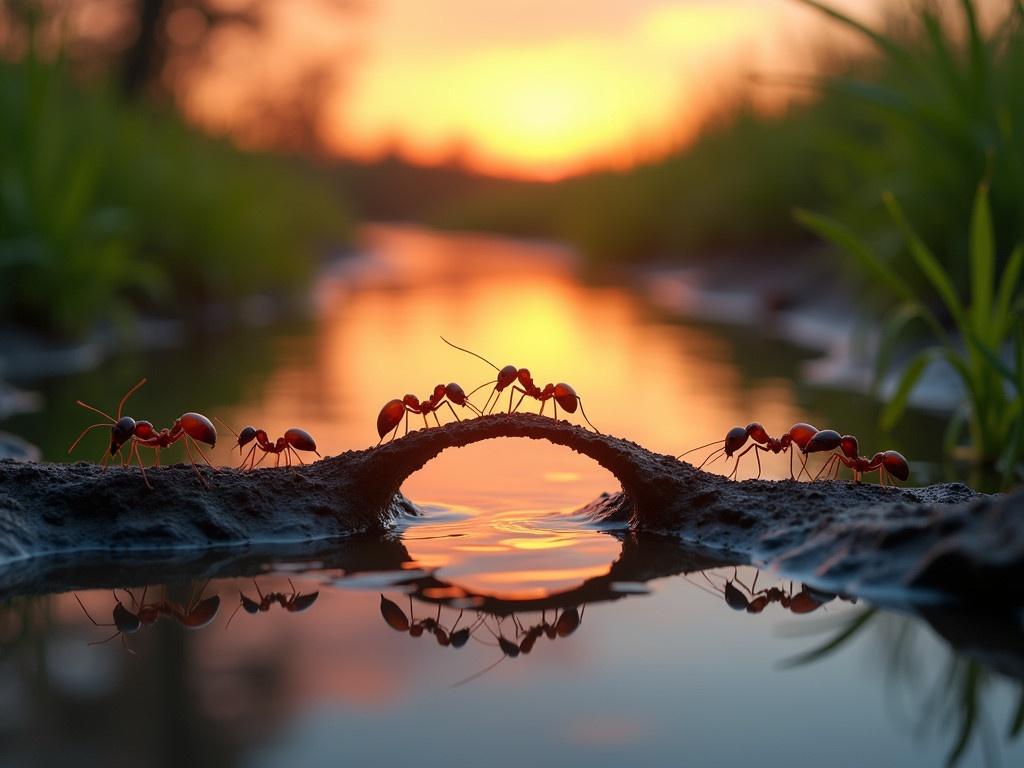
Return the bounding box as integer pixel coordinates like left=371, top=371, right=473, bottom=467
left=441, top=336, right=499, bottom=372
left=117, top=378, right=147, bottom=419
left=677, top=438, right=722, bottom=458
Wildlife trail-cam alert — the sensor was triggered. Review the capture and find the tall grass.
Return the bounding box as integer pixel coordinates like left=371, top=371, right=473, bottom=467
left=798, top=183, right=1024, bottom=475
left=0, top=51, right=352, bottom=338
left=795, top=0, right=1024, bottom=300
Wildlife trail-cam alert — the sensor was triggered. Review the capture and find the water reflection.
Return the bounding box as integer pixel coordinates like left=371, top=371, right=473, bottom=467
left=4, top=542, right=1024, bottom=766
left=74, top=586, right=220, bottom=651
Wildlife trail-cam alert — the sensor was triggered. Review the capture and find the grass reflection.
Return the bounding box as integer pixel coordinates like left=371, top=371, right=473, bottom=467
left=777, top=603, right=1024, bottom=767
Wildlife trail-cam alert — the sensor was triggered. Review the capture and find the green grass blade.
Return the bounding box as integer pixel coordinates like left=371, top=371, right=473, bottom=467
left=778, top=609, right=876, bottom=669
left=1010, top=688, right=1024, bottom=738
left=884, top=192, right=966, bottom=328
left=794, top=208, right=913, bottom=302
left=968, top=182, right=994, bottom=339
left=881, top=349, right=938, bottom=431
left=874, top=303, right=927, bottom=394
left=944, top=403, right=971, bottom=454
left=995, top=244, right=1023, bottom=337
left=793, top=0, right=918, bottom=71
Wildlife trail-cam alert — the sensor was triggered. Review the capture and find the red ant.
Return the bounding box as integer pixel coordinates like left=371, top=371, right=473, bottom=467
left=379, top=595, right=473, bottom=648
left=69, top=378, right=217, bottom=488
left=691, top=569, right=838, bottom=615
left=452, top=606, right=585, bottom=687
left=441, top=337, right=599, bottom=432
left=376, top=382, right=481, bottom=444
left=803, top=430, right=910, bottom=485
left=74, top=585, right=221, bottom=651
left=225, top=579, right=320, bottom=628
left=216, top=419, right=320, bottom=469
left=679, top=422, right=819, bottom=480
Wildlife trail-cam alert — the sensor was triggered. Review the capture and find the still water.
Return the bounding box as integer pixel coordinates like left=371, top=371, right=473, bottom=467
left=1, top=226, right=1020, bottom=767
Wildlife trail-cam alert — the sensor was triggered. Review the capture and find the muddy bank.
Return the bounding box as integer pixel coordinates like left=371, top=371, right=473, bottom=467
left=0, top=414, right=1018, bottom=603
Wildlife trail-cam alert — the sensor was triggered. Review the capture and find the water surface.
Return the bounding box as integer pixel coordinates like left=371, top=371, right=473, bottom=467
left=2, top=226, right=1015, bottom=767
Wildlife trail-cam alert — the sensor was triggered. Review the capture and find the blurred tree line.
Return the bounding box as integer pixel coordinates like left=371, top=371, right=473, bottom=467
left=0, top=0, right=355, bottom=337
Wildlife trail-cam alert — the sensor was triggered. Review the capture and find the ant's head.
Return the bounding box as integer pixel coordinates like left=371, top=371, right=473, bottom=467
left=112, top=600, right=142, bottom=634
left=237, top=426, right=258, bottom=450
left=497, top=365, right=518, bottom=389
left=240, top=594, right=262, bottom=614
left=110, top=416, right=137, bottom=455
left=445, top=382, right=468, bottom=405
left=724, top=426, right=748, bottom=456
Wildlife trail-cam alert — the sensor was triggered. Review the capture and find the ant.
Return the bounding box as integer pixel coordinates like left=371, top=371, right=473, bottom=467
left=441, top=337, right=599, bottom=432
left=226, top=579, right=320, bottom=628
left=679, top=422, right=820, bottom=480
left=691, top=569, right=838, bottom=615
left=69, top=378, right=217, bottom=488
left=803, top=430, right=910, bottom=485
left=74, top=585, right=221, bottom=651
left=216, top=419, right=320, bottom=470
left=379, top=595, right=473, bottom=648
left=376, top=382, right=481, bottom=445
left=452, top=606, right=585, bottom=687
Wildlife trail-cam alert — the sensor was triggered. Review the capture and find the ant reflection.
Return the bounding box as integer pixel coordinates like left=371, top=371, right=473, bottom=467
left=380, top=595, right=472, bottom=647
left=74, top=584, right=220, bottom=651
left=226, top=579, right=320, bottom=628
left=380, top=594, right=585, bottom=685
left=689, top=568, right=854, bottom=615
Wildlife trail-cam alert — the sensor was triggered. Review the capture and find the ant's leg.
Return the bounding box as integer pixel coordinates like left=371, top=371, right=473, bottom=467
left=240, top=443, right=257, bottom=471
left=155, top=447, right=161, bottom=468
left=813, top=454, right=836, bottom=481
left=754, top=446, right=763, bottom=479
left=183, top=438, right=210, bottom=487
left=385, top=422, right=401, bottom=445
left=275, top=452, right=281, bottom=468
left=433, top=412, right=442, bottom=428
left=404, top=410, right=410, bottom=436
left=576, top=397, right=600, bottom=433
left=190, top=440, right=217, bottom=471
left=89, top=630, right=123, bottom=647
left=68, top=423, right=112, bottom=454
left=131, top=442, right=151, bottom=489
left=797, top=452, right=812, bottom=481
left=421, top=414, right=429, bottom=430
left=443, top=401, right=461, bottom=423
left=251, top=448, right=271, bottom=469
left=696, top=446, right=725, bottom=470
left=729, top=444, right=757, bottom=479
left=510, top=386, right=529, bottom=414
left=289, top=445, right=306, bottom=466
left=553, top=400, right=559, bottom=423
left=74, top=594, right=113, bottom=627
left=538, top=400, right=546, bottom=417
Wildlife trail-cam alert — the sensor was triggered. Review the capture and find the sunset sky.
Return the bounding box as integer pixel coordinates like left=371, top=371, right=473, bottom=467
left=185, top=0, right=879, bottom=179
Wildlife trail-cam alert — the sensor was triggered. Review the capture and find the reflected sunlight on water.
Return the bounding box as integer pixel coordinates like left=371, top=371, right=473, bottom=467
left=209, top=224, right=811, bottom=504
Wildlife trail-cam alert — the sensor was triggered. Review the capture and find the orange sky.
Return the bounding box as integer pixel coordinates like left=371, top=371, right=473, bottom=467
left=184, top=0, right=881, bottom=179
